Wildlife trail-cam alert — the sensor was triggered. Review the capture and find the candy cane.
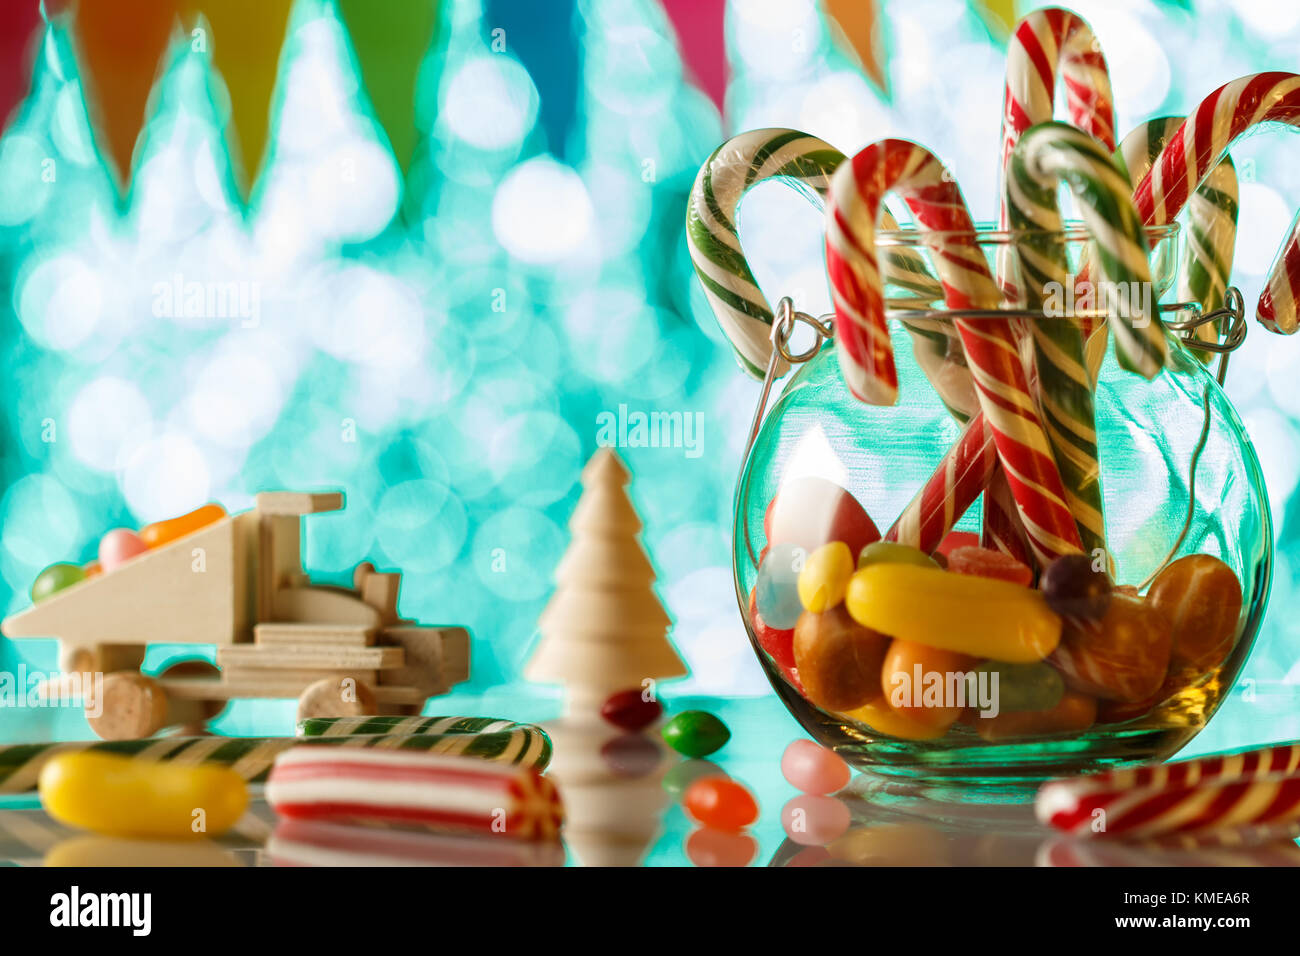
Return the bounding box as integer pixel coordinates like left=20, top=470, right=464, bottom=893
left=827, top=139, right=1083, bottom=565
left=1117, top=116, right=1238, bottom=352
left=1053, top=741, right=1300, bottom=795
left=686, top=128, right=978, bottom=419
left=1037, top=773, right=1300, bottom=841
left=885, top=413, right=996, bottom=552
left=1133, top=73, right=1300, bottom=334
left=1258, top=211, right=1300, bottom=333
left=267, top=747, right=565, bottom=840
left=1006, top=122, right=1165, bottom=555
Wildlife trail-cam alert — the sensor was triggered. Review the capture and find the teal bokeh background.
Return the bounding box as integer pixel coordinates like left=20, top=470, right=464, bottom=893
left=2, top=0, right=1299, bottom=749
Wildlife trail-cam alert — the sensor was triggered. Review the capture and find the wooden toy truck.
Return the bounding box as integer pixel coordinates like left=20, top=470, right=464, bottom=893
left=0, top=492, right=469, bottom=739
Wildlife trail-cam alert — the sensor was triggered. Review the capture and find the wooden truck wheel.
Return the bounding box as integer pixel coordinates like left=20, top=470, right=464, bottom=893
left=296, top=676, right=377, bottom=723
left=86, top=663, right=225, bottom=740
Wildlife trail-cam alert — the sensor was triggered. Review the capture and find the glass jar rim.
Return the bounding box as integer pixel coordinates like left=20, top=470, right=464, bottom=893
left=875, top=220, right=1178, bottom=247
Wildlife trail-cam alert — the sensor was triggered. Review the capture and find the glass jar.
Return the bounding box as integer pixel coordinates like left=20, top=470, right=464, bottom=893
left=734, top=223, right=1270, bottom=786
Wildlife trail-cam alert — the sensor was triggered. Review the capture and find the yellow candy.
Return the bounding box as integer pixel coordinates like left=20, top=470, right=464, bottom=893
left=842, top=699, right=948, bottom=741
left=44, top=835, right=240, bottom=867
left=797, top=541, right=854, bottom=612
left=38, top=753, right=248, bottom=840
left=845, top=563, right=1061, bottom=662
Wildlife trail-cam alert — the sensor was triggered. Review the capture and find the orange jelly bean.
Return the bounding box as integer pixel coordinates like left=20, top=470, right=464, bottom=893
left=683, top=778, right=759, bottom=831
left=139, top=504, right=226, bottom=549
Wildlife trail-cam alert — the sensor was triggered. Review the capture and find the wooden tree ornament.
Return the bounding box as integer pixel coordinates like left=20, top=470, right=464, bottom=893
left=525, top=449, right=688, bottom=715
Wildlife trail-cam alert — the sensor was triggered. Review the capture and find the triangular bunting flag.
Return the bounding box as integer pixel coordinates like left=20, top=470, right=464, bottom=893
left=0, top=1, right=43, bottom=134
left=65, top=0, right=182, bottom=194
left=822, top=0, right=889, bottom=98
left=659, top=0, right=729, bottom=117
left=336, top=0, right=443, bottom=177
left=186, top=0, right=295, bottom=203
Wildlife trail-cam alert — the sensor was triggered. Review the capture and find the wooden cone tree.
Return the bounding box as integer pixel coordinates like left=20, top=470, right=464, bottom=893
left=526, top=449, right=688, bottom=714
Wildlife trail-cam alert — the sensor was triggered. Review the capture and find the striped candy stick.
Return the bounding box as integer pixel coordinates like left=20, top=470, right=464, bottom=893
left=1133, top=73, right=1300, bottom=333
left=1116, top=116, right=1238, bottom=354
left=267, top=819, right=567, bottom=867
left=885, top=412, right=996, bottom=552
left=0, top=729, right=553, bottom=795
left=1055, top=741, right=1300, bottom=795
left=267, top=747, right=564, bottom=841
left=1259, top=210, right=1300, bottom=333
left=1037, top=773, right=1300, bottom=841
left=297, top=715, right=527, bottom=737
left=686, top=128, right=979, bottom=417
left=687, top=128, right=945, bottom=376
left=1006, top=122, right=1163, bottom=554
left=826, top=139, right=1084, bottom=566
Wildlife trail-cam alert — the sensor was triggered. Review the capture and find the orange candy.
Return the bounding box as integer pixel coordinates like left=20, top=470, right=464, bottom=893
left=1145, top=555, right=1242, bottom=674
left=683, top=778, right=759, bottom=832
left=973, top=690, right=1097, bottom=742
left=879, top=640, right=977, bottom=731
left=139, top=504, right=227, bottom=549
left=1049, top=594, right=1171, bottom=702
left=793, top=605, right=889, bottom=712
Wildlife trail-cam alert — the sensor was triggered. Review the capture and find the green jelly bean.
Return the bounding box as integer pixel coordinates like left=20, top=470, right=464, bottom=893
left=976, top=660, right=1065, bottom=714
left=661, top=759, right=726, bottom=798
left=857, top=541, right=939, bottom=570
left=31, top=563, right=86, bottom=603
left=661, top=710, right=730, bottom=758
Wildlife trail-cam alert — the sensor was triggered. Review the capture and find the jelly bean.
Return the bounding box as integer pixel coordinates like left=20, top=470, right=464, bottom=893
left=972, top=690, right=1096, bottom=742
left=662, top=760, right=726, bottom=798
left=600, top=687, right=663, bottom=731
left=38, top=752, right=248, bottom=839
left=685, top=827, right=757, bottom=867
left=857, top=540, right=939, bottom=570
left=786, top=845, right=833, bottom=867
left=139, top=503, right=226, bottom=549
left=946, top=545, right=1032, bottom=586
left=842, top=698, right=948, bottom=740
left=782, top=794, right=851, bottom=845
left=780, top=739, right=851, bottom=794
left=935, top=530, right=980, bottom=563
left=82, top=561, right=101, bottom=579
left=749, top=588, right=796, bottom=669
left=31, top=563, right=86, bottom=603
left=600, top=734, right=663, bottom=778
left=1096, top=660, right=1205, bottom=724
left=797, top=541, right=854, bottom=612
left=1040, top=554, right=1112, bottom=620
left=763, top=476, right=880, bottom=558
left=97, top=528, right=148, bottom=572
left=661, top=710, right=730, bottom=758
left=880, top=640, right=977, bottom=730
left=44, top=835, right=239, bottom=868
left=793, top=606, right=889, bottom=712
left=683, top=777, right=759, bottom=831
left=845, top=563, right=1061, bottom=662
left=974, top=660, right=1064, bottom=713
left=1050, top=594, right=1171, bottom=702
left=755, top=543, right=806, bottom=629
left=1145, top=555, right=1242, bottom=673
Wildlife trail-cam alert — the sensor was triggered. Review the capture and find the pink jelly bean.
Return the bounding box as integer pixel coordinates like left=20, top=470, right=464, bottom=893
left=782, top=795, right=851, bottom=846
left=98, top=528, right=149, bottom=572
left=781, top=739, right=851, bottom=794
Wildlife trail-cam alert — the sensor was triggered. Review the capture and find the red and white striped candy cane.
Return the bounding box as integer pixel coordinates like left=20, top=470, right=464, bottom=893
left=1037, top=773, right=1300, bottom=841
left=827, top=139, right=1083, bottom=566
left=1059, top=741, right=1300, bottom=795
left=1134, top=73, right=1300, bottom=332
left=885, top=413, right=996, bottom=553
left=267, top=747, right=564, bottom=840
left=1000, top=7, right=1116, bottom=187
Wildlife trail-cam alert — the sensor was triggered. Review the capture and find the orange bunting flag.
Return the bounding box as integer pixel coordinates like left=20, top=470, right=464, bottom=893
left=336, top=0, right=444, bottom=177
left=63, top=0, right=182, bottom=194
left=186, top=0, right=295, bottom=203
left=821, top=0, right=888, bottom=98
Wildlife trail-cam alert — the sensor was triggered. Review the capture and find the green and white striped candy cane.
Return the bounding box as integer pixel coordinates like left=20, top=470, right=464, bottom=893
left=1116, top=116, right=1238, bottom=353
left=1005, top=122, right=1162, bottom=555
left=296, top=715, right=526, bottom=737
left=687, top=128, right=976, bottom=417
